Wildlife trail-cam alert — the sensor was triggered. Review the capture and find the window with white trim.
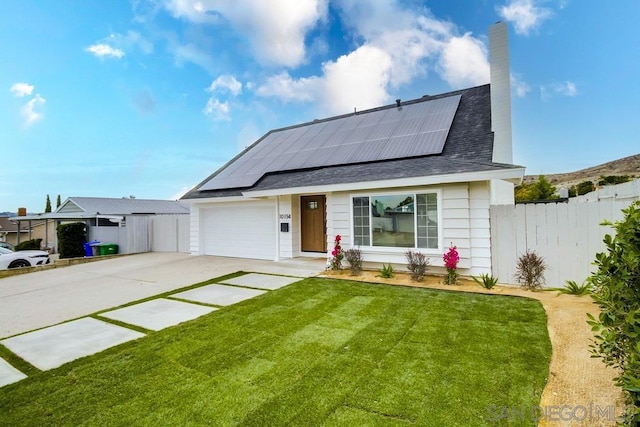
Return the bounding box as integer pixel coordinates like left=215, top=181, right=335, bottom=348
left=352, top=193, right=439, bottom=250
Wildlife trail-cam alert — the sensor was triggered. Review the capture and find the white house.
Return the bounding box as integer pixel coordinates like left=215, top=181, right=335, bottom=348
left=182, top=22, right=524, bottom=276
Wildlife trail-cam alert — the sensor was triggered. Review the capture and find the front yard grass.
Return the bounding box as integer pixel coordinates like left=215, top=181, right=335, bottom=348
left=0, top=277, right=551, bottom=426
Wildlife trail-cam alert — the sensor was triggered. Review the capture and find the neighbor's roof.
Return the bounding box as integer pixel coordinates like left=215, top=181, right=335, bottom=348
left=184, top=84, right=522, bottom=199
left=57, top=197, right=189, bottom=215
left=0, top=216, right=29, bottom=233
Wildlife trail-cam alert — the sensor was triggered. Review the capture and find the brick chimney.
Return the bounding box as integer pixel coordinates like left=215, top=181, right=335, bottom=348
left=17, top=207, right=27, bottom=216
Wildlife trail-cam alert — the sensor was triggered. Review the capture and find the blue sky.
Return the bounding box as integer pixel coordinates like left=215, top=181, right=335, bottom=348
left=2, top=0, right=638, bottom=213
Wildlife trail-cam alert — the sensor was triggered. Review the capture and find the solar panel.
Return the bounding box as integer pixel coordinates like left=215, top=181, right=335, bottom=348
left=199, top=94, right=461, bottom=191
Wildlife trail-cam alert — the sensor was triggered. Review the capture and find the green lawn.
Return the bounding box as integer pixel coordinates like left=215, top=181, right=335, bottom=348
left=0, top=277, right=551, bottom=426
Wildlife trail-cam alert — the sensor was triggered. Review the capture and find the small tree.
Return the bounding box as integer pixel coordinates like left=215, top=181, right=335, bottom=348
left=515, top=175, right=558, bottom=202
left=587, top=202, right=640, bottom=425
left=576, top=180, right=594, bottom=196
left=45, top=195, right=52, bottom=213
left=56, top=194, right=62, bottom=208
left=57, top=222, right=86, bottom=259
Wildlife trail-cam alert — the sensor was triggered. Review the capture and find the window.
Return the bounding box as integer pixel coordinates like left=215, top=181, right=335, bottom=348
left=352, top=192, right=439, bottom=250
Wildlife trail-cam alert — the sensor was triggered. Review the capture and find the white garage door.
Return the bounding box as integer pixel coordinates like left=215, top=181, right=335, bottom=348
left=200, top=201, right=276, bottom=260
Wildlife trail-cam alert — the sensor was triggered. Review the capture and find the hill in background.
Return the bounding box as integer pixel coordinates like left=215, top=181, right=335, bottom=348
left=523, top=153, right=640, bottom=189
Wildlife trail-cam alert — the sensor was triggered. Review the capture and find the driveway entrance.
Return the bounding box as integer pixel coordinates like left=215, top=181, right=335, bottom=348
left=0, top=253, right=324, bottom=339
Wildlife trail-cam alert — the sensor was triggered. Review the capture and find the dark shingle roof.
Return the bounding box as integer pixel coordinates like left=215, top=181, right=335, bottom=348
left=184, top=84, right=520, bottom=199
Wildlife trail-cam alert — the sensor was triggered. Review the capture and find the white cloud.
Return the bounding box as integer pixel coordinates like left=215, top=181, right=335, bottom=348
left=438, top=33, right=490, bottom=88
left=170, top=41, right=216, bottom=73
left=85, top=43, right=125, bottom=59
left=320, top=45, right=393, bottom=113
left=203, top=98, right=230, bottom=121
left=557, top=81, right=577, bottom=96
left=162, top=0, right=328, bottom=67
left=256, top=1, right=490, bottom=115
left=170, top=185, right=193, bottom=200
left=498, top=0, right=553, bottom=36
left=541, top=80, right=578, bottom=99
left=255, top=71, right=320, bottom=102
left=10, top=83, right=34, bottom=97
left=107, top=31, right=154, bottom=55
left=511, top=74, right=531, bottom=97
left=207, top=75, right=242, bottom=96
left=21, top=94, right=46, bottom=127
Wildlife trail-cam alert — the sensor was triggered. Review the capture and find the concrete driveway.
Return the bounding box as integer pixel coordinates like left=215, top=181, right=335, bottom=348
left=0, top=253, right=325, bottom=339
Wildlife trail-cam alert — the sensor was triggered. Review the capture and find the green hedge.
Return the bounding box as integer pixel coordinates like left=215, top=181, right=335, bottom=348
left=57, top=222, right=86, bottom=259
left=15, top=238, right=42, bottom=251
left=588, top=201, right=640, bottom=425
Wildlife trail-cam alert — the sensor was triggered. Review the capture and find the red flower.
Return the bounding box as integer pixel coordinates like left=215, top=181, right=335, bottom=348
left=335, top=235, right=342, bottom=242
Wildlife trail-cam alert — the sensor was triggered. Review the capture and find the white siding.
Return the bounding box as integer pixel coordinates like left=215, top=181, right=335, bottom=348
left=277, top=195, right=294, bottom=258
left=189, top=204, right=201, bottom=255
left=442, top=184, right=470, bottom=269
left=291, top=196, right=301, bottom=256
left=326, top=182, right=492, bottom=276
left=326, top=192, right=350, bottom=254
left=469, top=182, right=491, bottom=275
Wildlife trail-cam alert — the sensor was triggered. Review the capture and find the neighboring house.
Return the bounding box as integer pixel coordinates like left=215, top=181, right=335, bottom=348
left=12, top=197, right=189, bottom=253
left=0, top=216, right=54, bottom=249
left=182, top=22, right=524, bottom=276
left=0, top=217, right=29, bottom=246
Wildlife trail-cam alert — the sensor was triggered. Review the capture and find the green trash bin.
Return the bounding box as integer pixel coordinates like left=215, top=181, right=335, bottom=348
left=98, top=243, right=119, bottom=256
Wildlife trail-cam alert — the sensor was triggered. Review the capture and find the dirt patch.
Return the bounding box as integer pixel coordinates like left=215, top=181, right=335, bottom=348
left=320, top=270, right=625, bottom=426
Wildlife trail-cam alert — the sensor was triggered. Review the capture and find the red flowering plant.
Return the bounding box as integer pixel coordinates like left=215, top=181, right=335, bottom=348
left=329, top=235, right=344, bottom=271
left=443, top=244, right=460, bottom=285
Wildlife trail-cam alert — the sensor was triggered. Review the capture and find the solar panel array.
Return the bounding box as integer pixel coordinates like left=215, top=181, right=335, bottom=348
left=200, top=94, right=462, bottom=191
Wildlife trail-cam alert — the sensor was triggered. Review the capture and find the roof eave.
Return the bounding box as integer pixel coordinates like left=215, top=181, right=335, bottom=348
left=241, top=167, right=525, bottom=198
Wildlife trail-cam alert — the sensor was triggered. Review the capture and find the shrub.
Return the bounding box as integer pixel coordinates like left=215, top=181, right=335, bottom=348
left=344, top=248, right=363, bottom=276
left=405, top=250, right=430, bottom=281
left=329, top=235, right=343, bottom=271
left=377, top=263, right=394, bottom=279
left=472, top=273, right=498, bottom=289
left=514, top=250, right=546, bottom=290
left=57, top=222, right=86, bottom=259
left=15, top=238, right=42, bottom=251
left=555, top=280, right=591, bottom=296
left=443, top=245, right=460, bottom=285
left=587, top=202, right=640, bottom=425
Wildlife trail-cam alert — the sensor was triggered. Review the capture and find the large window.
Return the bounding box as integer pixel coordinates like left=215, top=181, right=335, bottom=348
left=352, top=193, right=439, bottom=250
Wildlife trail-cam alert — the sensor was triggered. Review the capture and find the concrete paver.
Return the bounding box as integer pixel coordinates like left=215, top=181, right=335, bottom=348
left=0, top=358, right=27, bottom=388
left=0, top=318, right=145, bottom=371
left=0, top=253, right=324, bottom=338
left=221, top=273, right=301, bottom=290
left=99, top=298, right=217, bottom=331
left=172, top=284, right=266, bottom=306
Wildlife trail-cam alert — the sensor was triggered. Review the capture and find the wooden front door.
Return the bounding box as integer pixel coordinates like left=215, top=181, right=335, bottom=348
left=301, top=195, right=326, bottom=252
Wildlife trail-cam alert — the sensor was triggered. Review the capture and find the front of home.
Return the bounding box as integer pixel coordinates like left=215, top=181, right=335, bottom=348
left=182, top=22, right=523, bottom=276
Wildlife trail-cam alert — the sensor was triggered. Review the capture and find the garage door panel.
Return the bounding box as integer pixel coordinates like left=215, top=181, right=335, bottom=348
left=200, top=202, right=275, bottom=260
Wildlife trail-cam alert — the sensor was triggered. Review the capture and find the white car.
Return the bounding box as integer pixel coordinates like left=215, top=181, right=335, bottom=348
left=0, top=247, right=51, bottom=270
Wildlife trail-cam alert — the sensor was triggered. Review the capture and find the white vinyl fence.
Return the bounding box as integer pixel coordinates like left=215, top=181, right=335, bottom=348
left=490, top=200, right=632, bottom=287
left=88, top=214, right=189, bottom=254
